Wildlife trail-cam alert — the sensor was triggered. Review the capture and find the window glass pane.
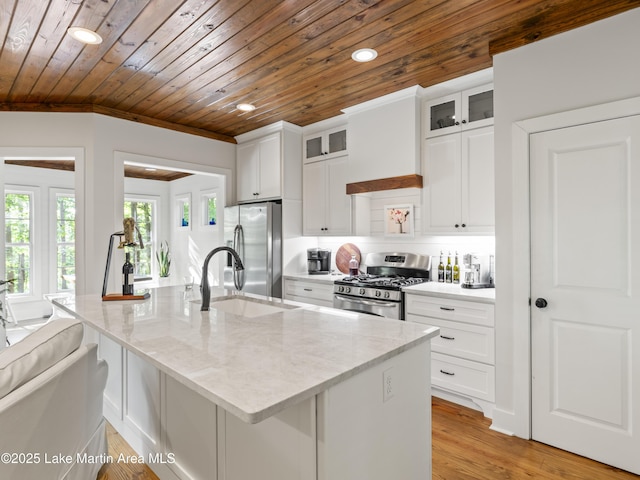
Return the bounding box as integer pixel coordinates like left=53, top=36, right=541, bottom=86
left=5, top=246, right=30, bottom=294
left=56, top=194, right=76, bottom=291
left=207, top=196, right=217, bottom=225
left=124, top=199, right=154, bottom=277
left=5, top=192, right=32, bottom=295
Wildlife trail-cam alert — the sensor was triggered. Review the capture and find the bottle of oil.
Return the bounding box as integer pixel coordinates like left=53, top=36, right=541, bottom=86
left=122, top=252, right=134, bottom=295
left=445, top=252, right=452, bottom=283
left=453, top=251, right=460, bottom=284
left=438, top=251, right=445, bottom=282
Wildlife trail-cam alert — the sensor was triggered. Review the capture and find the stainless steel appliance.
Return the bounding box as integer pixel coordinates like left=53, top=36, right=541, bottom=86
left=307, top=248, right=331, bottom=274
left=461, top=253, right=495, bottom=289
left=333, top=252, right=431, bottom=320
left=224, top=202, right=282, bottom=298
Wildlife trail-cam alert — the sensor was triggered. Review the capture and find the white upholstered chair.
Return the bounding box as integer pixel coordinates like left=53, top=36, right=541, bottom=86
left=0, top=318, right=108, bottom=479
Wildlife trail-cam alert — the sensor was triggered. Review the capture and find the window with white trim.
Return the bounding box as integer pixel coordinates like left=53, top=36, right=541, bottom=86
left=55, top=192, right=76, bottom=292
left=124, top=198, right=156, bottom=278
left=5, top=190, right=33, bottom=295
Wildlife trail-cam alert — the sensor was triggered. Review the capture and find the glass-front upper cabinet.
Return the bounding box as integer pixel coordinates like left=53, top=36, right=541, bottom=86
left=304, top=125, right=347, bottom=162
left=425, top=84, right=493, bottom=138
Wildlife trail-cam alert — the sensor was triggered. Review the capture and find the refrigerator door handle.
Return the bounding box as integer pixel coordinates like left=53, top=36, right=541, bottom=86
left=233, top=225, right=246, bottom=290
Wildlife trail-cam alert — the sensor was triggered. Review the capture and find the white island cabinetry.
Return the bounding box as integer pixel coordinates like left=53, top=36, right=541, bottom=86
left=57, top=287, right=437, bottom=480
left=404, top=284, right=495, bottom=417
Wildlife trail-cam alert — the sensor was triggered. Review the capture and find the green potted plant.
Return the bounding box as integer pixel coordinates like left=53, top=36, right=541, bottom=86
left=1, top=279, right=15, bottom=347
left=156, top=241, right=171, bottom=278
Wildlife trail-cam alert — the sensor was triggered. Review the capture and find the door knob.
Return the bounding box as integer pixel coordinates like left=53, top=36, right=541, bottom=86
left=535, top=298, right=548, bottom=308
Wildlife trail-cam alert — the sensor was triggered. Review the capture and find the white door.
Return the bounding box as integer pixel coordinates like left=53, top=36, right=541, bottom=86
left=530, top=115, right=640, bottom=474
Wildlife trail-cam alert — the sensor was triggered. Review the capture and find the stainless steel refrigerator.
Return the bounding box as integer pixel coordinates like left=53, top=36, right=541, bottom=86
left=223, top=202, right=282, bottom=298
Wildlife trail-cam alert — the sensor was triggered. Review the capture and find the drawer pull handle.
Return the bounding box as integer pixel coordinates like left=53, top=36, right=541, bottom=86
left=440, top=335, right=455, bottom=340
left=440, top=306, right=455, bottom=311
left=440, top=369, right=455, bottom=376
left=303, top=288, right=312, bottom=291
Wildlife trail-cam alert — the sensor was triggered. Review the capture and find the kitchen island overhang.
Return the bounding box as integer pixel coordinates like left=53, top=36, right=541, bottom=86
left=54, top=286, right=438, bottom=480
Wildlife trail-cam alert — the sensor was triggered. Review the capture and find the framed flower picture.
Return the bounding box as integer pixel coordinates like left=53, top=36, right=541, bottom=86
left=384, top=204, right=414, bottom=237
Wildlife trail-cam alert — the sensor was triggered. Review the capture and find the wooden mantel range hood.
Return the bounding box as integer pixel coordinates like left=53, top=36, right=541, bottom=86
left=346, top=174, right=423, bottom=194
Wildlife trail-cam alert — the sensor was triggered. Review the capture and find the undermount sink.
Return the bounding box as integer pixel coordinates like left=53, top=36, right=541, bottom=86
left=198, top=296, right=299, bottom=318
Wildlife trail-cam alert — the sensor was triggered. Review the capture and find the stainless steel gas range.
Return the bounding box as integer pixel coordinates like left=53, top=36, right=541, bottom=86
left=333, top=252, right=431, bottom=320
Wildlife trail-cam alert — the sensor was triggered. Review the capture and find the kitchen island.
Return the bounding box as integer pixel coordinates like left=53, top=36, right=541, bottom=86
left=54, top=286, right=438, bottom=480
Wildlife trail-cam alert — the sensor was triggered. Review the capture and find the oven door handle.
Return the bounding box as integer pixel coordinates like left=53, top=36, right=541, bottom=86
left=334, top=295, right=399, bottom=308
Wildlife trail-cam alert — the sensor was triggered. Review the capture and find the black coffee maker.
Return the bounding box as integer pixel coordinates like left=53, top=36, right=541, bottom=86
left=307, top=248, right=331, bottom=274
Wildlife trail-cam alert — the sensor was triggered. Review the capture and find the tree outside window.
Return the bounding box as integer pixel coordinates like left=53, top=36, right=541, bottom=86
left=56, top=194, right=75, bottom=291
left=5, top=192, right=32, bottom=295
left=124, top=199, right=154, bottom=277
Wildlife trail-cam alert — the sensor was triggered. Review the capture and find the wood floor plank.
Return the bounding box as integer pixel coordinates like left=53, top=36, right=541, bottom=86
left=432, top=397, right=638, bottom=480
left=98, top=397, right=638, bottom=479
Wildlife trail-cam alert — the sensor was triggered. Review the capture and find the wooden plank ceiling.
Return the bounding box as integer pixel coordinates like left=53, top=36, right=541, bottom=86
left=3, top=159, right=192, bottom=181
left=1, top=0, right=638, bottom=144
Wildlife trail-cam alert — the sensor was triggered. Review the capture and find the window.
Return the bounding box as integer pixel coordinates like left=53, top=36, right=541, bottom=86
left=201, top=190, right=218, bottom=227
left=55, top=193, right=76, bottom=291
left=5, top=191, right=33, bottom=295
left=124, top=198, right=155, bottom=277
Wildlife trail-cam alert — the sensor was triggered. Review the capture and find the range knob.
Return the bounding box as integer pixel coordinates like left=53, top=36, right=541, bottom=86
left=384, top=291, right=390, bottom=299
left=359, top=288, right=365, bottom=295
left=375, top=290, right=382, bottom=297
left=345, top=287, right=351, bottom=294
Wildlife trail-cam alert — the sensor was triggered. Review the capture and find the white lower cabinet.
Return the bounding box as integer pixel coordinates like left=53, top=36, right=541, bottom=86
left=405, top=293, right=495, bottom=416
left=284, top=278, right=334, bottom=308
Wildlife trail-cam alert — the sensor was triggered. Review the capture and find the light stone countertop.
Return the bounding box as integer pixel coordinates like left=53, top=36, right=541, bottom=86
left=54, top=286, right=438, bottom=424
left=402, top=282, right=496, bottom=304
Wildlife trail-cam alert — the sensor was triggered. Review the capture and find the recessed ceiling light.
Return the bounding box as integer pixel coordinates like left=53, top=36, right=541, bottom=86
left=237, top=103, right=256, bottom=112
left=68, top=27, right=102, bottom=45
left=351, top=48, right=378, bottom=62
left=144, top=168, right=157, bottom=172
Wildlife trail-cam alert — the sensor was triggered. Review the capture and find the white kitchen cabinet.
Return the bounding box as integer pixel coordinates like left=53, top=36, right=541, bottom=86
left=425, top=83, right=493, bottom=138
left=284, top=278, right=334, bottom=308
left=423, top=125, right=494, bottom=234
left=302, top=155, right=352, bottom=236
left=304, top=125, right=347, bottom=162
left=237, top=132, right=282, bottom=202
left=405, top=293, right=495, bottom=416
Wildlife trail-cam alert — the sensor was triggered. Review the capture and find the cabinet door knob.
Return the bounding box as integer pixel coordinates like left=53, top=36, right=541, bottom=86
left=535, top=298, right=548, bottom=308
left=461, top=119, right=467, bottom=124
left=454, top=121, right=460, bottom=126
left=454, top=224, right=459, bottom=228
left=461, top=223, right=466, bottom=228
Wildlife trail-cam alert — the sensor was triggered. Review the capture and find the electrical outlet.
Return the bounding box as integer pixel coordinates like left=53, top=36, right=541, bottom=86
left=383, top=367, right=394, bottom=402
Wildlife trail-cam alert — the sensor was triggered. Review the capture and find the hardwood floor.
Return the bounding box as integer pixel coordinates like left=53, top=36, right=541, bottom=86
left=96, top=423, right=159, bottom=480
left=432, top=397, right=638, bottom=480
left=98, top=397, right=638, bottom=479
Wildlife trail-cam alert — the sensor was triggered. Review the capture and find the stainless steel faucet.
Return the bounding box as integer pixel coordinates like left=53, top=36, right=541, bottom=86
left=200, top=246, right=244, bottom=311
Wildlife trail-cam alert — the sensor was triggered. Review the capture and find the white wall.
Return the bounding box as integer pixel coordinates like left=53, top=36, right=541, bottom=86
left=492, top=7, right=640, bottom=436
left=0, top=112, right=235, bottom=296
left=315, top=189, right=494, bottom=275
left=168, top=174, right=225, bottom=287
